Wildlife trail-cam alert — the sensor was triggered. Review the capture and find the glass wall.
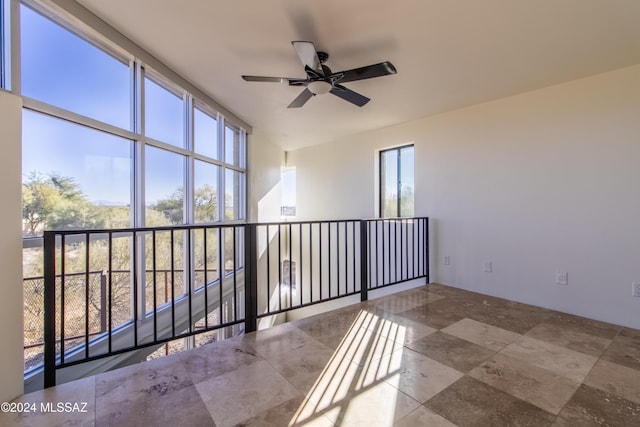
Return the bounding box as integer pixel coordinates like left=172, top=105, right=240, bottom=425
left=16, top=1, right=247, bottom=372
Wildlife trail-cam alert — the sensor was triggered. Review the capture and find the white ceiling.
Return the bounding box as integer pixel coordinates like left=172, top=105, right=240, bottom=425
left=75, top=0, right=640, bottom=150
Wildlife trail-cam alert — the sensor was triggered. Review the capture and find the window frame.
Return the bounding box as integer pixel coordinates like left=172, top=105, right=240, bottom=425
left=379, top=144, right=414, bottom=218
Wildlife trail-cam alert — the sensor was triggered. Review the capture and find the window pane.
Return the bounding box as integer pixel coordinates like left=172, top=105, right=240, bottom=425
left=22, top=110, right=132, bottom=237
left=400, top=146, right=415, bottom=216
left=194, top=107, right=218, bottom=159
left=381, top=150, right=398, bottom=217
left=225, top=125, right=241, bottom=166
left=224, top=169, right=244, bottom=220
left=145, top=146, right=185, bottom=225
left=21, top=6, right=130, bottom=129
left=194, top=160, right=219, bottom=223
left=145, top=76, right=184, bottom=148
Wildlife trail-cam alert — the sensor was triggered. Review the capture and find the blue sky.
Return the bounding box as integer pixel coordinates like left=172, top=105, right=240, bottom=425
left=20, top=5, right=220, bottom=205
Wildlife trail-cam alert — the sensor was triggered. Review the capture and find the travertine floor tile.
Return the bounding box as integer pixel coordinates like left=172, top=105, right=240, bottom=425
left=525, top=321, right=611, bottom=357
left=263, top=340, right=336, bottom=394
left=469, top=352, right=579, bottom=414
left=584, top=359, right=640, bottom=404
left=394, top=405, right=456, bottom=427
left=406, top=331, right=495, bottom=373
left=442, top=318, right=520, bottom=351
left=500, top=335, right=597, bottom=383
left=601, top=331, right=640, bottom=371
left=0, top=376, right=96, bottom=427
left=426, top=376, right=556, bottom=427
left=396, top=302, right=465, bottom=330
left=243, top=322, right=318, bottom=360
left=239, top=396, right=334, bottom=427
left=363, top=348, right=463, bottom=403
left=195, top=359, right=299, bottom=427
left=552, top=384, right=640, bottom=426
left=94, top=355, right=212, bottom=427
left=179, top=335, right=262, bottom=384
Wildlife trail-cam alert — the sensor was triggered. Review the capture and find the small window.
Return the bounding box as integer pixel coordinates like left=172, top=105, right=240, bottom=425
left=145, top=146, right=186, bottom=225
left=380, top=145, right=414, bottom=217
left=281, top=167, right=296, bottom=217
left=144, top=75, right=184, bottom=148
left=194, top=160, right=219, bottom=223
left=194, top=106, right=218, bottom=160
left=225, top=124, right=244, bottom=167
left=224, top=168, right=244, bottom=220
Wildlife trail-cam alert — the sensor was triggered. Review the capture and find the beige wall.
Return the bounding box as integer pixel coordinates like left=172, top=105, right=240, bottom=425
left=246, top=130, right=284, bottom=222
left=0, top=90, right=24, bottom=401
left=287, top=65, right=640, bottom=329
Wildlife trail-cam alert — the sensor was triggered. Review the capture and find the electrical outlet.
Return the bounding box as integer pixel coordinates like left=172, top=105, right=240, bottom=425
left=632, top=282, right=640, bottom=297
left=556, top=272, right=568, bottom=285
left=444, top=256, right=450, bottom=266
left=483, top=261, right=492, bottom=273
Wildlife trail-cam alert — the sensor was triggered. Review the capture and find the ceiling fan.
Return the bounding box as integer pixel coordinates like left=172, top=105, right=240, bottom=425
left=242, top=41, right=397, bottom=108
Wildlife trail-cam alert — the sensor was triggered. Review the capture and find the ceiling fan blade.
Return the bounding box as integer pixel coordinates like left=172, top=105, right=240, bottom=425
left=242, top=75, right=291, bottom=83
left=333, top=61, right=397, bottom=84
left=287, top=88, right=314, bottom=108
left=292, top=41, right=324, bottom=76
left=330, top=84, right=370, bottom=107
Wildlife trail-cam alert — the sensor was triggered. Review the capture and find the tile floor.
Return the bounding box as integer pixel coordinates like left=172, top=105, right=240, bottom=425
left=2, top=283, right=640, bottom=426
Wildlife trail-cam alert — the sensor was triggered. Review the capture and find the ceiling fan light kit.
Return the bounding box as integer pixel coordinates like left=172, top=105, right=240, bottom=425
left=307, top=80, right=332, bottom=95
left=242, top=41, right=397, bottom=108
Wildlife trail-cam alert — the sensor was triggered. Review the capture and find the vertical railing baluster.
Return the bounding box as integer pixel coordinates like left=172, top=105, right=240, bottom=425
left=84, top=234, right=90, bottom=359
left=360, top=220, right=368, bottom=302
left=266, top=225, right=270, bottom=313
left=278, top=224, right=282, bottom=311
left=108, top=232, right=113, bottom=354
left=328, top=222, right=332, bottom=298
left=218, top=227, right=223, bottom=325
left=352, top=221, right=356, bottom=293
left=336, top=221, right=340, bottom=296
left=203, top=228, right=208, bottom=329
left=288, top=223, right=292, bottom=305
left=309, top=224, right=313, bottom=303
left=187, top=228, right=192, bottom=334
left=171, top=230, right=176, bottom=338
left=132, top=231, right=138, bottom=347
left=299, top=223, right=303, bottom=306
left=319, top=223, right=323, bottom=300
left=233, top=226, right=237, bottom=321
left=344, top=221, right=348, bottom=295
left=60, top=235, right=66, bottom=364
left=152, top=230, right=157, bottom=342
left=43, top=231, right=56, bottom=388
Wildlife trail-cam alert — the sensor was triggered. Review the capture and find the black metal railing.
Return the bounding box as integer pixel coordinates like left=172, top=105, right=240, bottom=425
left=42, top=217, right=428, bottom=388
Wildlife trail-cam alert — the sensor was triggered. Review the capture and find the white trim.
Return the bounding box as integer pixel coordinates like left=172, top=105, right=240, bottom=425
left=22, top=97, right=139, bottom=140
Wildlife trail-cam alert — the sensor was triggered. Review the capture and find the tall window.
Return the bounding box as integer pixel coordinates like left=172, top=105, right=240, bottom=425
left=18, top=2, right=247, bottom=373
left=380, top=145, right=414, bottom=217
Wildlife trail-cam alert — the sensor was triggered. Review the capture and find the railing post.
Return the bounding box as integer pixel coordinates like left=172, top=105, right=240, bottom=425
left=244, top=224, right=258, bottom=333
left=425, top=217, right=430, bottom=283
left=43, top=231, right=56, bottom=388
left=360, top=220, right=369, bottom=302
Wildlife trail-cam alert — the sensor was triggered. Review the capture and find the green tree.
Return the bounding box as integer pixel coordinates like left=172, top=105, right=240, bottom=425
left=22, top=172, right=108, bottom=236
left=151, top=185, right=218, bottom=225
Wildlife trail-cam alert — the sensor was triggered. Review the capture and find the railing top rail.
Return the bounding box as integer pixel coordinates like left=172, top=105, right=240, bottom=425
left=40, top=216, right=429, bottom=236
